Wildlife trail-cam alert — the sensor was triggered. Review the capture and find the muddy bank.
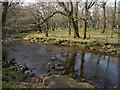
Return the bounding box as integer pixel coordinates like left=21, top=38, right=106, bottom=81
left=24, top=36, right=120, bottom=57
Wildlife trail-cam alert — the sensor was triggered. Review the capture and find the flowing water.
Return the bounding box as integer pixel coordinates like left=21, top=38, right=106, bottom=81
left=3, top=40, right=119, bottom=88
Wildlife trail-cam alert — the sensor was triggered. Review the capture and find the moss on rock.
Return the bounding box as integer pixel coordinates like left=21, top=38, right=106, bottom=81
left=43, top=75, right=94, bottom=88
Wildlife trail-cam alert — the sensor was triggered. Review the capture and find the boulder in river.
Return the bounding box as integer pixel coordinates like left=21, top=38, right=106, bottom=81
left=43, top=75, right=94, bottom=88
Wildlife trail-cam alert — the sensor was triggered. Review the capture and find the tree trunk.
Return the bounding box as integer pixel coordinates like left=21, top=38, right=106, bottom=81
left=2, top=1, right=9, bottom=38
left=68, top=20, right=71, bottom=35
left=67, top=2, right=71, bottom=36
left=83, top=1, right=88, bottom=39
left=45, top=23, right=49, bottom=37
left=83, top=21, right=87, bottom=39
left=110, top=0, right=116, bottom=38
left=72, top=20, right=80, bottom=38
left=73, top=2, right=80, bottom=38
left=45, top=28, right=48, bottom=37
left=102, top=5, right=106, bottom=33
left=110, top=30, right=114, bottom=39
left=38, top=25, right=42, bottom=33
left=52, top=23, right=55, bottom=31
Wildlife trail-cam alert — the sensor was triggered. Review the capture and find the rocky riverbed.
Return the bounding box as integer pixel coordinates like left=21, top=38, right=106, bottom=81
left=2, top=59, right=95, bottom=88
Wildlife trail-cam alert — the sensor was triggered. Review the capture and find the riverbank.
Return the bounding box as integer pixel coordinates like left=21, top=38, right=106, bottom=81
left=3, top=27, right=119, bottom=57
left=2, top=59, right=94, bottom=88
left=24, top=34, right=120, bottom=57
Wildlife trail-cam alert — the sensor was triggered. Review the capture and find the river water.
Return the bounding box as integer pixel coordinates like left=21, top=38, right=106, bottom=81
left=3, top=40, right=119, bottom=88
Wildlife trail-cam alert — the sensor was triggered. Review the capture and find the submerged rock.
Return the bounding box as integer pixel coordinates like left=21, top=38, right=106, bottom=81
left=43, top=75, right=94, bottom=88
left=51, top=57, right=57, bottom=60
left=54, top=66, right=64, bottom=70
left=17, top=64, right=29, bottom=72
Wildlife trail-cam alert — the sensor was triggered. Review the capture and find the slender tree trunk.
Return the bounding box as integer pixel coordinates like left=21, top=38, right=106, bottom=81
left=111, top=27, right=114, bottom=38
left=68, top=20, right=71, bottom=35
left=83, top=1, right=88, bottom=39
left=45, top=23, right=49, bottom=37
left=67, top=2, right=71, bottom=36
left=111, top=0, right=116, bottom=38
left=83, top=21, right=87, bottom=39
left=102, top=5, right=106, bottom=33
left=52, top=23, right=55, bottom=31
left=45, top=28, right=48, bottom=37
left=51, top=17, right=55, bottom=31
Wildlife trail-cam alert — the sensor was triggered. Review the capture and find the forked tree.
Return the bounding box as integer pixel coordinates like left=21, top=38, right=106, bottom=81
left=38, top=1, right=80, bottom=38
left=80, top=0, right=95, bottom=39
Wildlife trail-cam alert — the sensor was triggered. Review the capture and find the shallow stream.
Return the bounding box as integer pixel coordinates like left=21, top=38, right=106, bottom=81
left=3, top=40, right=119, bottom=88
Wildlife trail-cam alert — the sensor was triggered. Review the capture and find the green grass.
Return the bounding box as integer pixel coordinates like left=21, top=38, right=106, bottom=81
left=2, top=68, right=27, bottom=82
left=25, top=27, right=118, bottom=44
left=14, top=33, right=27, bottom=38
left=2, top=67, right=28, bottom=88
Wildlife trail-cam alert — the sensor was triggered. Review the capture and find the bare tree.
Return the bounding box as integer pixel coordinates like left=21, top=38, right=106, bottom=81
left=80, top=0, right=95, bottom=39
left=2, top=0, right=20, bottom=38
left=37, top=1, right=80, bottom=38
left=99, top=0, right=108, bottom=33
left=110, top=0, right=117, bottom=38
left=31, top=2, right=58, bottom=37
left=67, top=2, right=72, bottom=35
left=118, top=1, right=120, bottom=29
left=58, top=1, right=80, bottom=38
left=92, top=0, right=100, bottom=30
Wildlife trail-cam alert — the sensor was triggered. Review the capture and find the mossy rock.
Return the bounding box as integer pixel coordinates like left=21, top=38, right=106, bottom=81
left=51, top=57, right=57, bottom=60
left=2, top=81, right=13, bottom=88
left=43, top=75, right=94, bottom=88
left=2, top=68, right=27, bottom=83
left=30, top=83, right=45, bottom=88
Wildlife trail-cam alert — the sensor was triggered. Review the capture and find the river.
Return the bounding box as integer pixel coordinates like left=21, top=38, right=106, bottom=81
left=3, top=40, right=119, bottom=88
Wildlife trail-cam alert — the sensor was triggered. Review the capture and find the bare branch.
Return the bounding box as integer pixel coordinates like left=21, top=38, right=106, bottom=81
left=70, top=2, right=73, bottom=16
left=88, top=1, right=95, bottom=9
left=38, top=11, right=67, bottom=26
left=58, top=2, right=70, bottom=14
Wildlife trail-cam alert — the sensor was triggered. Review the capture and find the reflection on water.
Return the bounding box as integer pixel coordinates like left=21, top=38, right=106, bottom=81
left=59, top=51, right=118, bottom=88
left=3, top=40, right=119, bottom=88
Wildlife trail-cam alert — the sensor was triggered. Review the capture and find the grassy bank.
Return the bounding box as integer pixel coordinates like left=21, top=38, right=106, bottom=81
left=24, top=28, right=119, bottom=57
